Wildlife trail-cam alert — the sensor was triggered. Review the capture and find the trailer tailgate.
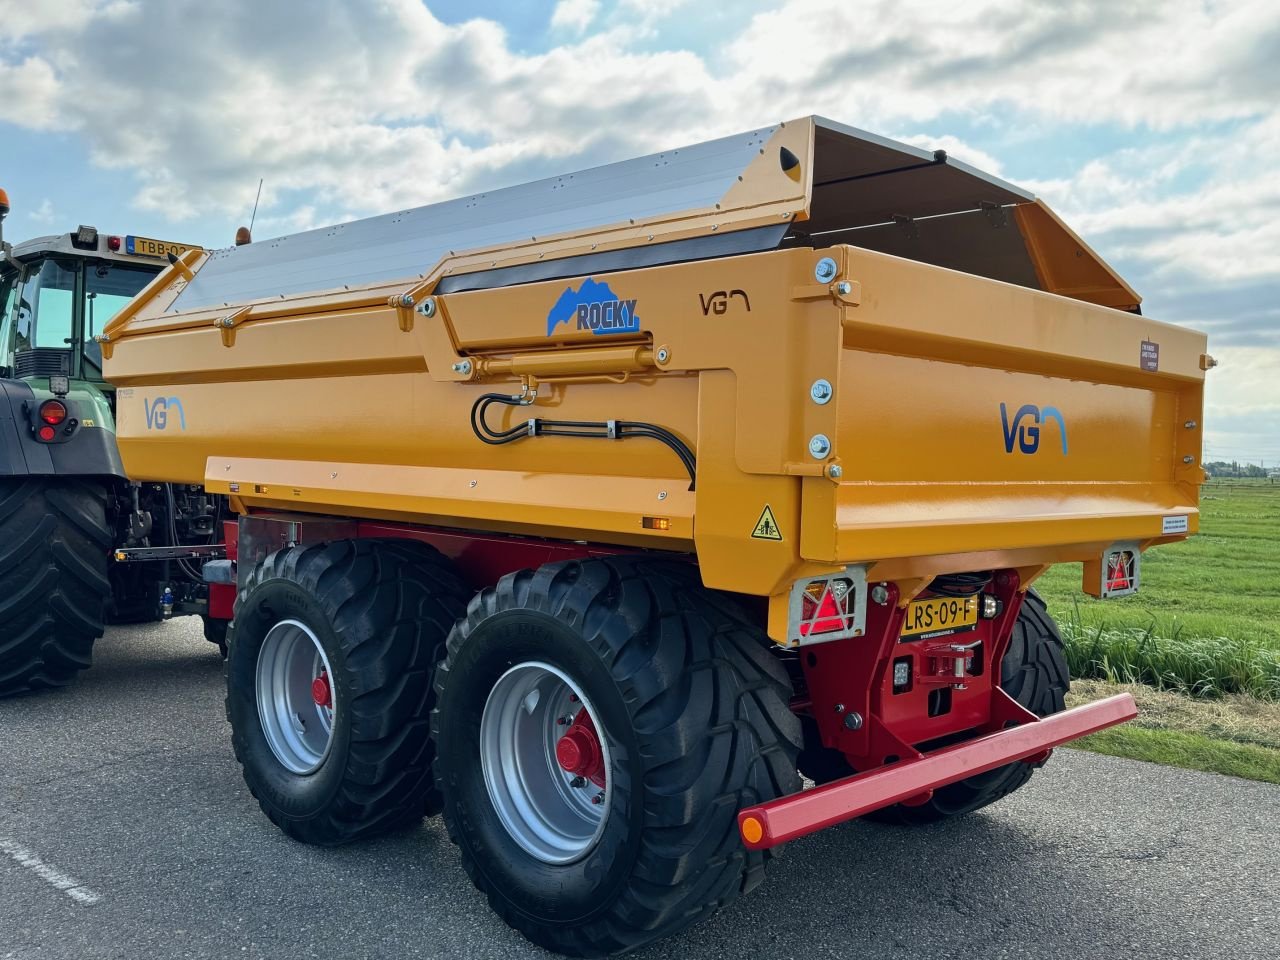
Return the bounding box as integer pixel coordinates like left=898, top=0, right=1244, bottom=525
left=803, top=246, right=1207, bottom=569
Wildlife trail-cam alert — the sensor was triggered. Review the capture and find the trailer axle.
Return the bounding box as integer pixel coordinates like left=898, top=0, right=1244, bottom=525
left=737, top=693, right=1137, bottom=849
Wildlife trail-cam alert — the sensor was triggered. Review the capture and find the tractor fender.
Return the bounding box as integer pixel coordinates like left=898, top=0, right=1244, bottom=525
left=0, top=378, right=126, bottom=480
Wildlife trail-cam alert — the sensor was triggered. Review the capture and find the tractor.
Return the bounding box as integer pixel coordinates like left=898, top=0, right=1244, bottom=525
left=0, top=190, right=230, bottom=697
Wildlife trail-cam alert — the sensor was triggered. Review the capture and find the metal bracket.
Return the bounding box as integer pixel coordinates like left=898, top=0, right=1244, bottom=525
left=214, top=306, right=252, bottom=347
left=893, top=215, right=918, bottom=242
left=980, top=200, right=1009, bottom=229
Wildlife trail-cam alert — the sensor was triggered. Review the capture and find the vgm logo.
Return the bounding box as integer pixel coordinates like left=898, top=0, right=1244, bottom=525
left=144, top=396, right=186, bottom=431
left=999, top=403, right=1067, bottom=455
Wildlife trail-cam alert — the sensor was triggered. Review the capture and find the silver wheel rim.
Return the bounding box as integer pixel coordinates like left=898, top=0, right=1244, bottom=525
left=256, top=619, right=336, bottom=775
left=479, top=661, right=612, bottom=865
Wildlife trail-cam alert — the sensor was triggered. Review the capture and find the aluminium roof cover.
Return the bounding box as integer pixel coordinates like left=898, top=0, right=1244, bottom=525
left=167, top=117, right=1037, bottom=314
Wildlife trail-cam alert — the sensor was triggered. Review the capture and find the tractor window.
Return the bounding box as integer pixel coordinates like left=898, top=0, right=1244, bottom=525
left=83, top=261, right=158, bottom=375
left=17, top=259, right=78, bottom=350
left=0, top=270, right=14, bottom=372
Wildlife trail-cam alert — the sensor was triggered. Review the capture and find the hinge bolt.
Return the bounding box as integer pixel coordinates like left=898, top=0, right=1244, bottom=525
left=835, top=280, right=853, bottom=296
left=417, top=297, right=437, bottom=318
left=828, top=464, right=843, bottom=479
left=656, top=347, right=670, bottom=364
left=1182, top=455, right=1195, bottom=464
left=399, top=294, right=414, bottom=307
left=808, top=433, right=832, bottom=459
left=810, top=379, right=833, bottom=404
left=1184, top=420, right=1197, bottom=429
left=814, top=257, right=838, bottom=283
left=452, top=359, right=472, bottom=375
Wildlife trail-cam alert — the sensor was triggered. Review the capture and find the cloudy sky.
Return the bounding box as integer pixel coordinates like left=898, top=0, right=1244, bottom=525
left=2, top=0, right=1276, bottom=463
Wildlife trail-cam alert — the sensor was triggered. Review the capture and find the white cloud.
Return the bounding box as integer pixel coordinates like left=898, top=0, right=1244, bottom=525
left=27, top=198, right=55, bottom=224
left=1201, top=346, right=1280, bottom=463
left=550, top=0, right=599, bottom=34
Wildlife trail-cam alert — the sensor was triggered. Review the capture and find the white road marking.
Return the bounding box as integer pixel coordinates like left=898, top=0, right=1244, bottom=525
left=0, top=838, right=101, bottom=906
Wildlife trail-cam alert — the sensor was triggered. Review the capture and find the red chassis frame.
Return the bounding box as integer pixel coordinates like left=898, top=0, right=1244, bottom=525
left=216, top=515, right=1137, bottom=847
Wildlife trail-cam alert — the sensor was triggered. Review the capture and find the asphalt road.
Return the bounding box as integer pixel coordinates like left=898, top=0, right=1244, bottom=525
left=2, top=619, right=1277, bottom=960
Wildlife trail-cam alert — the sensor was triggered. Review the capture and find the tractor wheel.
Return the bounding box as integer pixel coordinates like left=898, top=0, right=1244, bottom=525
left=801, top=589, right=1069, bottom=823
left=432, top=557, right=802, bottom=956
left=0, top=479, right=111, bottom=698
left=225, top=539, right=469, bottom=845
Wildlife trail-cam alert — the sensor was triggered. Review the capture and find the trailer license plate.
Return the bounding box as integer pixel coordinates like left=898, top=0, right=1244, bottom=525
left=900, top=596, right=978, bottom=641
left=125, top=235, right=198, bottom=259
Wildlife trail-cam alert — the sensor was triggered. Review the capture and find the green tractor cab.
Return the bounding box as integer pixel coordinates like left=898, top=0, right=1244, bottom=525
left=0, top=199, right=228, bottom=697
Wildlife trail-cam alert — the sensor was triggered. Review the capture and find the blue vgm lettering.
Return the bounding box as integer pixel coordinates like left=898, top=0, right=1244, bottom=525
left=144, top=396, right=186, bottom=431
left=1000, top=403, right=1067, bottom=455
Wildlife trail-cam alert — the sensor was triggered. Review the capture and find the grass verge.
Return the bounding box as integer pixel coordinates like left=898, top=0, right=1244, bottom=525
left=1065, top=679, right=1280, bottom=785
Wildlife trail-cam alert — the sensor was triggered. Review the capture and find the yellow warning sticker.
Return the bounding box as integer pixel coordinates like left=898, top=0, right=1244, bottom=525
left=751, top=505, right=783, bottom=541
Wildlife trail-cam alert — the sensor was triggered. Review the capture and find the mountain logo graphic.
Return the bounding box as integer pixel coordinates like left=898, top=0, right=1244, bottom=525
left=546, top=278, right=640, bottom=337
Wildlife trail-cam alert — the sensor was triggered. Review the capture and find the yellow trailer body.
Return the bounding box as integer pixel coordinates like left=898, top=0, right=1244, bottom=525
left=103, top=118, right=1205, bottom=638
left=98, top=117, right=1208, bottom=955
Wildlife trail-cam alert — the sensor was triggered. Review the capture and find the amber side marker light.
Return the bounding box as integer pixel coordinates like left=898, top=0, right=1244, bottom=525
left=642, top=516, right=671, bottom=531
left=740, top=816, right=764, bottom=845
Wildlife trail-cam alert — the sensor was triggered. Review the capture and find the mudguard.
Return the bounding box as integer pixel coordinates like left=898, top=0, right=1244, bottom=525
left=0, top=379, right=126, bottom=480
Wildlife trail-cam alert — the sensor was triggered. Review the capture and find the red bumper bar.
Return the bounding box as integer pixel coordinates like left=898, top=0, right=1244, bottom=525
left=738, top=694, right=1137, bottom=849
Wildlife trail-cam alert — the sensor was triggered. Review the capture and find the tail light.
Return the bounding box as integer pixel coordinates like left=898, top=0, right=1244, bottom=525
left=107, top=235, right=122, bottom=252
left=1084, top=543, right=1140, bottom=598
left=787, top=568, right=868, bottom=646
left=39, top=400, right=68, bottom=425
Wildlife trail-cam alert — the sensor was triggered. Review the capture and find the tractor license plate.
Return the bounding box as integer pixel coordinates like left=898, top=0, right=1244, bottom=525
left=900, top=595, right=978, bottom=642
left=125, top=235, right=198, bottom=259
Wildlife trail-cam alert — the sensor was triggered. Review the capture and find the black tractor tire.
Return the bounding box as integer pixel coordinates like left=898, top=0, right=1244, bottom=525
left=800, top=589, right=1070, bottom=824
left=432, top=557, right=802, bottom=957
left=225, top=538, right=469, bottom=845
left=0, top=479, right=111, bottom=698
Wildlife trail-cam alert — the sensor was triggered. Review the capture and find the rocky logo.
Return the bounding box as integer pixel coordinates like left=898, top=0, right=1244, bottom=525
left=546, top=278, right=640, bottom=337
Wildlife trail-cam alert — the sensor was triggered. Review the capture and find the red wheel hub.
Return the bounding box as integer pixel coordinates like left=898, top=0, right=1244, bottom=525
left=311, top=671, right=332, bottom=708
left=555, top=710, right=606, bottom=787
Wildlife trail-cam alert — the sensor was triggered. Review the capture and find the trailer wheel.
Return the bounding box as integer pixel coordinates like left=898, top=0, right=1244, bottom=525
left=0, top=479, right=111, bottom=698
left=432, top=557, right=802, bottom=956
left=872, top=589, right=1069, bottom=824
left=225, top=539, right=469, bottom=845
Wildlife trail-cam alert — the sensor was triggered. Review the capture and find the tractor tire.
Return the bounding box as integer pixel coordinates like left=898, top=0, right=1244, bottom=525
left=0, top=479, right=111, bottom=698
left=432, top=557, right=802, bottom=957
left=801, top=589, right=1069, bottom=824
left=225, top=538, right=469, bottom=845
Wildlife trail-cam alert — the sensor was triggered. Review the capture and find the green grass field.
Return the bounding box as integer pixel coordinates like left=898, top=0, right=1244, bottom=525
left=1035, top=480, right=1280, bottom=700
left=1028, top=480, right=1280, bottom=782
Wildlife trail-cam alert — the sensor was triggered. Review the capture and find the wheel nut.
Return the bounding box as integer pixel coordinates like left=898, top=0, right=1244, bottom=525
left=570, top=776, right=586, bottom=788
left=592, top=792, right=605, bottom=805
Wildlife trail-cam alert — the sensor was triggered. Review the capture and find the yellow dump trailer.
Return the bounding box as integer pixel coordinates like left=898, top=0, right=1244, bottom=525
left=103, top=117, right=1206, bottom=956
